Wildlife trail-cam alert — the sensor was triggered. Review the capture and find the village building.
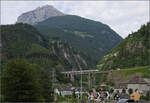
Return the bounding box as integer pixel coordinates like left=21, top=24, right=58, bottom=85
left=114, top=76, right=150, bottom=95
left=127, top=78, right=150, bottom=94
left=100, top=82, right=107, bottom=89
left=54, top=86, right=74, bottom=97
left=54, top=86, right=86, bottom=97
left=114, top=83, right=128, bottom=93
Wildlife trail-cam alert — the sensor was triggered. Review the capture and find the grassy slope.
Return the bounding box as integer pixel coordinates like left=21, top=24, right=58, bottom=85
left=112, top=66, right=150, bottom=79
left=94, top=66, right=150, bottom=87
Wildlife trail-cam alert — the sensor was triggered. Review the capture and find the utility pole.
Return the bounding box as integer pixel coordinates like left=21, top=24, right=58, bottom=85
left=88, top=73, right=91, bottom=89
left=74, top=56, right=83, bottom=100
left=52, top=68, right=55, bottom=89
left=52, top=68, right=57, bottom=101
left=80, top=69, right=83, bottom=99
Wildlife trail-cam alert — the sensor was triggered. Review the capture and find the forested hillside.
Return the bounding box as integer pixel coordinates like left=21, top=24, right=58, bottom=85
left=1, top=23, right=57, bottom=102
left=1, top=23, right=93, bottom=101
left=35, top=15, right=122, bottom=66
left=97, top=22, right=150, bottom=70
left=1, top=23, right=91, bottom=70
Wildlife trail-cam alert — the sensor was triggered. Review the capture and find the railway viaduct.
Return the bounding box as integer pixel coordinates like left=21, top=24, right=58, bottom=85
left=61, top=70, right=110, bottom=88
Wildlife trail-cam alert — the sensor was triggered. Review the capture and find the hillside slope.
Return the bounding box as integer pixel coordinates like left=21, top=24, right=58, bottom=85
left=1, top=23, right=90, bottom=71
left=97, top=22, right=150, bottom=70
left=48, top=40, right=93, bottom=70
left=35, top=15, right=122, bottom=66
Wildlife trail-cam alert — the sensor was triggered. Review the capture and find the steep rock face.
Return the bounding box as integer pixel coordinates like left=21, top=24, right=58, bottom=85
left=17, top=5, right=65, bottom=25
left=97, top=22, right=149, bottom=70
left=48, top=40, right=92, bottom=70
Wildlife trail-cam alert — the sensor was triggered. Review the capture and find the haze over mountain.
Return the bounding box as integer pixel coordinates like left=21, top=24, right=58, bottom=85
left=17, top=5, right=65, bottom=25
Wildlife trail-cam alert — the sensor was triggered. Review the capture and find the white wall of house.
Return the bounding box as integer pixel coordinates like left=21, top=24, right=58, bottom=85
left=127, top=84, right=150, bottom=92
left=54, top=88, right=60, bottom=95
left=61, top=91, right=73, bottom=97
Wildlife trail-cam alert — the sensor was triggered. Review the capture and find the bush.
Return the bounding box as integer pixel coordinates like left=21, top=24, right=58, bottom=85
left=1, top=59, right=44, bottom=102
left=128, top=88, right=133, bottom=95
left=141, top=91, right=150, bottom=101
left=122, top=88, right=126, bottom=93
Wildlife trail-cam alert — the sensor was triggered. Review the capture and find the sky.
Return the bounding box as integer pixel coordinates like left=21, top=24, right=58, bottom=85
left=1, top=1, right=149, bottom=38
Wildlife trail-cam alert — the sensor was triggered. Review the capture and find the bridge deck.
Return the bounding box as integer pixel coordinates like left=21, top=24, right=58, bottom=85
left=61, top=69, right=109, bottom=74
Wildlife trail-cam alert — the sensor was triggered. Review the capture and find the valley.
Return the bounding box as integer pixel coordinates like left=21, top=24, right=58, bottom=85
left=0, top=4, right=149, bottom=103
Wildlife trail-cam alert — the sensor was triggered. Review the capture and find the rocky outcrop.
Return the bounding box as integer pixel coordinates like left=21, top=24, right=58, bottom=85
left=49, top=40, right=91, bottom=70
left=17, top=5, right=65, bottom=25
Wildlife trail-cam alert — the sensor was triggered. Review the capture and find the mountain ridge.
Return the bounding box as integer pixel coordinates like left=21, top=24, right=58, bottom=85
left=17, top=5, right=65, bottom=25
left=16, top=5, right=123, bottom=68
left=34, top=15, right=122, bottom=66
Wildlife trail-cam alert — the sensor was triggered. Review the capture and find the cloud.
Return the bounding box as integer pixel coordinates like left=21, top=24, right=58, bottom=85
left=1, top=1, right=149, bottom=38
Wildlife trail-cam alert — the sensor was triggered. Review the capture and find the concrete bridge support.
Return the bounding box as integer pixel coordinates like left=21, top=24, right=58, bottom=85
left=62, top=70, right=110, bottom=89
left=65, top=73, right=75, bottom=82
left=88, top=73, right=96, bottom=89
left=66, top=74, right=70, bottom=78
left=70, top=74, right=74, bottom=82
left=88, top=73, right=91, bottom=89
left=65, top=72, right=93, bottom=88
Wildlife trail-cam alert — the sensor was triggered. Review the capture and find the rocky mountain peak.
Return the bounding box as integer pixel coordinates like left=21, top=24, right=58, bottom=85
left=17, top=5, right=65, bottom=25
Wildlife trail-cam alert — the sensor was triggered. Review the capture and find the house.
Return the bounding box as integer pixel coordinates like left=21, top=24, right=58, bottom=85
left=114, top=83, right=128, bottom=93
left=74, top=87, right=86, bottom=95
left=114, top=76, right=150, bottom=95
left=60, top=87, right=73, bottom=97
left=54, top=86, right=74, bottom=97
left=126, top=76, right=150, bottom=94
left=117, top=68, right=121, bottom=70
left=54, top=88, right=61, bottom=95
left=100, top=83, right=107, bottom=89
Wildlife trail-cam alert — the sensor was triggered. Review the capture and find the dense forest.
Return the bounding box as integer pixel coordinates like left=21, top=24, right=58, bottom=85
left=97, top=22, right=150, bottom=70
left=0, top=23, right=86, bottom=101
left=1, top=23, right=91, bottom=70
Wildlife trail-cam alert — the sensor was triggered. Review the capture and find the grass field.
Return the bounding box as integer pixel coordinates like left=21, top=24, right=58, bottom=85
left=113, top=66, right=150, bottom=78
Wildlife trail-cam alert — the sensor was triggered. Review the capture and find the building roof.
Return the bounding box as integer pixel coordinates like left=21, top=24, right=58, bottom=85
left=127, top=75, right=148, bottom=84
left=100, top=83, right=106, bottom=87
left=115, top=83, right=128, bottom=89
left=56, top=86, right=73, bottom=91
left=115, top=76, right=150, bottom=89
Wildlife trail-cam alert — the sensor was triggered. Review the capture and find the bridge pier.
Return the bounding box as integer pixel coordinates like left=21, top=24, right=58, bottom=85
left=65, top=73, right=75, bottom=82
left=88, top=73, right=91, bottom=89
left=62, top=70, right=110, bottom=88
left=70, top=74, right=74, bottom=82
left=66, top=74, right=70, bottom=78
left=93, top=74, right=95, bottom=87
